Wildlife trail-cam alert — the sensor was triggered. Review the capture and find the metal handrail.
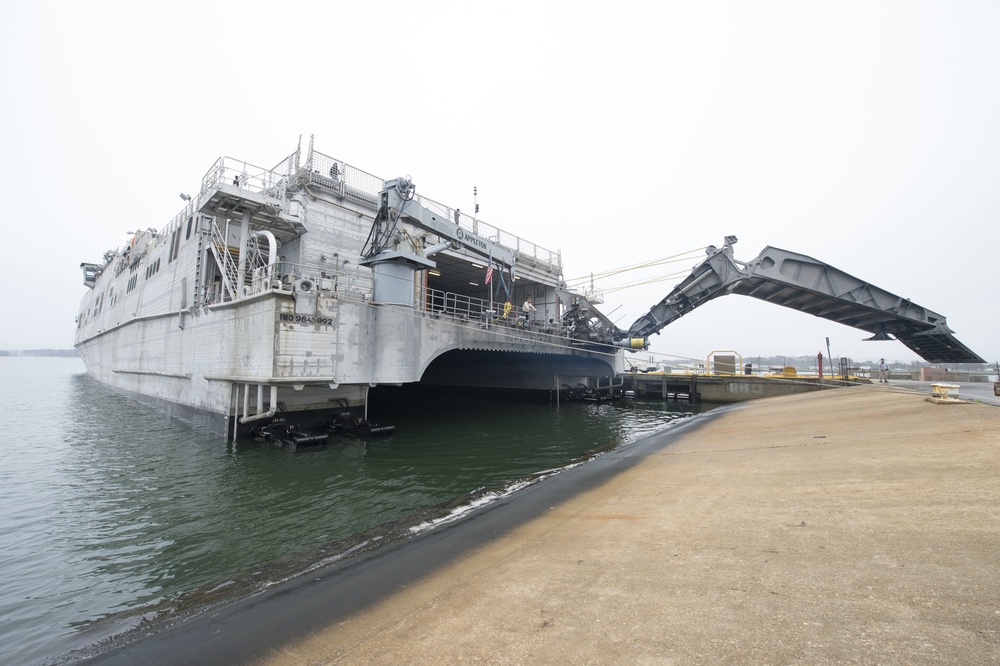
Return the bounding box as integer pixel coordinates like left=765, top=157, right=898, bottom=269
left=424, top=288, right=546, bottom=331
left=244, top=260, right=373, bottom=298
left=199, top=156, right=288, bottom=203
left=208, top=221, right=240, bottom=301
left=413, top=193, right=561, bottom=271
left=307, top=146, right=563, bottom=272
left=157, top=146, right=562, bottom=279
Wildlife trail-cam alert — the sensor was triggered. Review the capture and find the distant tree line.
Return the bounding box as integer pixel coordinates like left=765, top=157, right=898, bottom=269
left=747, top=354, right=989, bottom=371
left=0, top=349, right=80, bottom=357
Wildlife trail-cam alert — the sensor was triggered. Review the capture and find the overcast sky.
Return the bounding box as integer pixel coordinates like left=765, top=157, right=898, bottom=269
left=3, top=1, right=996, bottom=366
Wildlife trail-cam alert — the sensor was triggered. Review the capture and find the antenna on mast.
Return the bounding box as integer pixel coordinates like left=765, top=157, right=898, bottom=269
left=473, top=186, right=479, bottom=233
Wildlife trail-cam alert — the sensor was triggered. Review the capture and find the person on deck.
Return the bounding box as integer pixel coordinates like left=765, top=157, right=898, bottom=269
left=522, top=297, right=537, bottom=324
left=879, top=358, right=889, bottom=383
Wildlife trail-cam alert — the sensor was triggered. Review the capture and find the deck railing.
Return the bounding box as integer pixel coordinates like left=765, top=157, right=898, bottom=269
left=158, top=145, right=561, bottom=276
left=148, top=144, right=563, bottom=308
left=305, top=147, right=562, bottom=273
left=245, top=260, right=373, bottom=298
left=199, top=156, right=290, bottom=203
left=423, top=288, right=554, bottom=333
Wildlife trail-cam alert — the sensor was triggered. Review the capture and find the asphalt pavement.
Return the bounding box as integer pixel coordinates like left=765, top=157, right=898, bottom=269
left=887, top=378, right=1000, bottom=406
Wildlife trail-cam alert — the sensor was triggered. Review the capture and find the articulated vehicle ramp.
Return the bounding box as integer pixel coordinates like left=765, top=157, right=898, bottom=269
left=620, top=237, right=984, bottom=364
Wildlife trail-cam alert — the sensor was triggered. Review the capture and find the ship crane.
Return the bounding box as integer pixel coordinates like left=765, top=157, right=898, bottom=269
left=600, top=236, right=983, bottom=365
left=359, top=176, right=515, bottom=306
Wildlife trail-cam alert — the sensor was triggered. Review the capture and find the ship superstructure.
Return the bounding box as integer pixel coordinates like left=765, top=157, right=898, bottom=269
left=76, top=138, right=623, bottom=436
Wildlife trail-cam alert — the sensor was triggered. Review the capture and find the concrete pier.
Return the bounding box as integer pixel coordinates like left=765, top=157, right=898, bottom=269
left=620, top=371, right=858, bottom=403
left=85, top=385, right=1000, bottom=665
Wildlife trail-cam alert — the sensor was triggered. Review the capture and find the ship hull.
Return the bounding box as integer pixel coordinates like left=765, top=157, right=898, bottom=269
left=75, top=141, right=612, bottom=438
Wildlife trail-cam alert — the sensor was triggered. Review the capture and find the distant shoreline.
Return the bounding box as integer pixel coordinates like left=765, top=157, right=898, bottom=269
left=0, top=349, right=80, bottom=357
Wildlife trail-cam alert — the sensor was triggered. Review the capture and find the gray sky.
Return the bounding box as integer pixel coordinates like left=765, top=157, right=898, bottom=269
left=3, top=1, right=997, bottom=366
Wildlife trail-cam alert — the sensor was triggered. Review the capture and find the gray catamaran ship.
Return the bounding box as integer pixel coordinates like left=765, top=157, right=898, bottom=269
left=76, top=137, right=984, bottom=438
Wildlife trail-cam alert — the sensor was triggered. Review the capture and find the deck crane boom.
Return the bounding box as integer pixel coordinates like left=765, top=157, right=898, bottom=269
left=363, top=176, right=514, bottom=267
left=359, top=176, right=516, bottom=307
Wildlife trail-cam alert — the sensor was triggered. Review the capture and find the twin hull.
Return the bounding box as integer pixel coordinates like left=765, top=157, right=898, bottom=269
left=78, top=292, right=617, bottom=436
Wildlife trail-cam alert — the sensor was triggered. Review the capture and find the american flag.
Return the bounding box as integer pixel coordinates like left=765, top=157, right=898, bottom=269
left=485, top=263, right=494, bottom=284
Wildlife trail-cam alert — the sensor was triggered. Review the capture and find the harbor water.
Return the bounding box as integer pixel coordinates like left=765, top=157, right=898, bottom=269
left=0, top=357, right=698, bottom=664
